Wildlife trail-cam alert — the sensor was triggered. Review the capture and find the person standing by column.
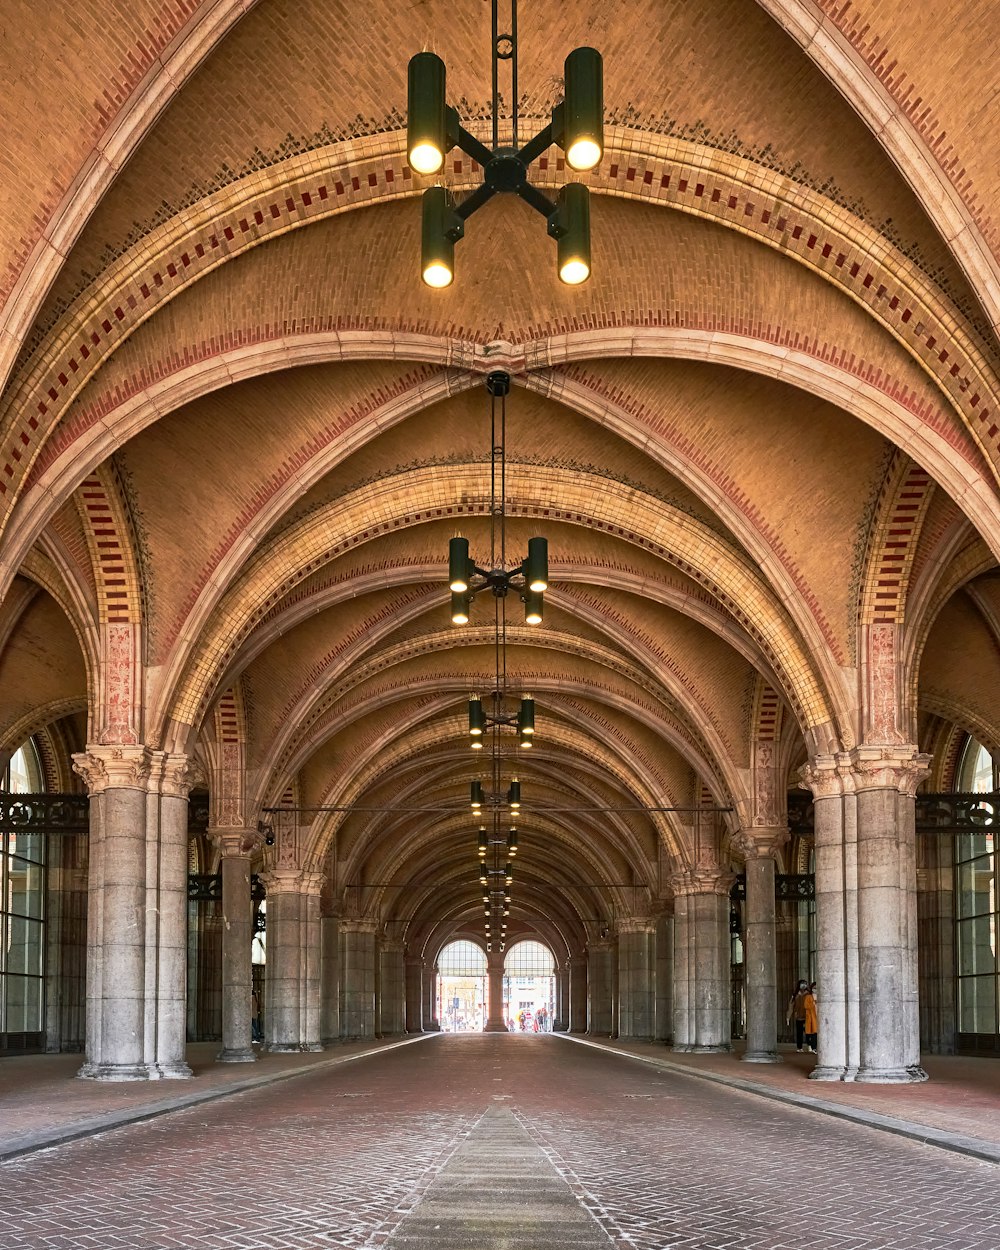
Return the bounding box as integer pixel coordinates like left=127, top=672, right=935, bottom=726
left=786, top=979, right=808, bottom=1051
left=804, top=982, right=818, bottom=1053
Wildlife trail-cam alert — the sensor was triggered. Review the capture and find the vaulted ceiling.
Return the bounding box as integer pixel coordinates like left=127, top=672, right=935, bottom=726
left=3, top=0, right=1000, bottom=962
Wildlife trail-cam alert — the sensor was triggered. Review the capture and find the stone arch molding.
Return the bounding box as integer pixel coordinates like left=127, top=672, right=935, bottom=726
left=753, top=0, right=1000, bottom=340
left=6, top=126, right=1000, bottom=532
left=156, top=462, right=838, bottom=747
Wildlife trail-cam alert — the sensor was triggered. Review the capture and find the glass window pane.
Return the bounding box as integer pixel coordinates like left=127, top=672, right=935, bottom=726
left=956, top=831, right=995, bottom=863
left=958, top=975, right=997, bottom=1033
left=4, top=915, right=44, bottom=977
left=8, top=831, right=44, bottom=863
left=6, top=858, right=43, bottom=918
left=3, top=974, right=43, bottom=1032
left=958, top=915, right=997, bottom=976
left=957, top=856, right=995, bottom=918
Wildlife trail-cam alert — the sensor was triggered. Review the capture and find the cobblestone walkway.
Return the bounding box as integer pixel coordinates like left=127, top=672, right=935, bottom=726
left=1, top=1035, right=997, bottom=1249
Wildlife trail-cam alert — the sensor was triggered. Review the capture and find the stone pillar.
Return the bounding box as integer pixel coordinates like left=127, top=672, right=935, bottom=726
left=423, top=962, right=441, bottom=1030
left=671, top=869, right=733, bottom=1052
left=617, top=917, right=656, bottom=1041
left=340, top=919, right=377, bottom=1039
left=654, top=910, right=673, bottom=1044
left=320, top=912, right=341, bottom=1046
left=212, top=833, right=257, bottom=1063
left=851, top=747, right=930, bottom=1082
left=569, top=954, right=588, bottom=1032
left=405, top=957, right=424, bottom=1032
left=380, top=938, right=406, bottom=1036
left=917, top=836, right=955, bottom=1054
left=586, top=938, right=613, bottom=1035
left=739, top=830, right=788, bottom=1064
left=671, top=892, right=691, bottom=1051
left=799, top=758, right=857, bottom=1080
left=73, top=748, right=194, bottom=1081
left=262, top=869, right=323, bottom=1052
left=485, top=949, right=508, bottom=1031
left=553, top=963, right=570, bottom=1031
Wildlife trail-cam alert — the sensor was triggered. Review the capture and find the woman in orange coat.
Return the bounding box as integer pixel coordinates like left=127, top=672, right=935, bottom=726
left=803, top=983, right=818, bottom=1053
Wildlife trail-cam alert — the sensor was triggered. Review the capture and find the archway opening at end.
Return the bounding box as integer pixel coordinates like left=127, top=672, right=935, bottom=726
left=437, top=940, right=487, bottom=1032
left=504, top=940, right=555, bottom=1033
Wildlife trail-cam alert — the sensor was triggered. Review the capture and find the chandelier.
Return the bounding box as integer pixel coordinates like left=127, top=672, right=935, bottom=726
left=407, top=0, right=604, bottom=286
left=449, top=371, right=542, bottom=949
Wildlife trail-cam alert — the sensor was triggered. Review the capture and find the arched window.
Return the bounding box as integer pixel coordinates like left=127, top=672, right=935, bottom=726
left=504, top=940, right=555, bottom=1032
left=1, top=739, right=46, bottom=1051
left=954, top=737, right=998, bottom=1048
left=436, top=940, right=487, bottom=1031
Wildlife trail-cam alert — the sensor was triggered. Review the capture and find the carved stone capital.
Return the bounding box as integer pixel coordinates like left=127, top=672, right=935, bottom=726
left=149, top=751, right=192, bottom=799
left=616, top=914, right=657, bottom=935
left=339, top=918, right=379, bottom=935
left=209, top=827, right=259, bottom=857
left=72, top=745, right=153, bottom=795
left=797, top=753, right=857, bottom=799
left=258, top=867, right=323, bottom=896
left=669, top=866, right=735, bottom=897
left=733, top=826, right=789, bottom=860
left=847, top=745, right=932, bottom=796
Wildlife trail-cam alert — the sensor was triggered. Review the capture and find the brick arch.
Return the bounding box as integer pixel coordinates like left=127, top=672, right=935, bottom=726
left=0, top=1, right=261, bottom=402
left=5, top=129, right=999, bottom=535
left=72, top=468, right=143, bottom=627
left=0, top=698, right=89, bottom=756
left=303, top=709, right=688, bottom=873
left=858, top=451, right=936, bottom=629
left=19, top=545, right=100, bottom=711
left=919, top=693, right=1000, bottom=759
left=754, top=0, right=1000, bottom=340
left=751, top=679, right=784, bottom=745
left=158, top=462, right=837, bottom=747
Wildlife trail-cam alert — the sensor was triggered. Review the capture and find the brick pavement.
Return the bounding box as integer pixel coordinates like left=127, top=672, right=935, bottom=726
left=1, top=1035, right=999, bottom=1250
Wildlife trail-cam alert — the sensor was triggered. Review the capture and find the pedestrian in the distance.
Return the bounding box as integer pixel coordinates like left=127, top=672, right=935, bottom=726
left=786, top=979, right=808, bottom=1051
left=803, top=982, right=818, bottom=1053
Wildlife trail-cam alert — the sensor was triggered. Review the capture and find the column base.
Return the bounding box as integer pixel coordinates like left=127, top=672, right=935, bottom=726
left=671, top=1043, right=692, bottom=1053
left=809, top=1064, right=855, bottom=1082
left=688, top=1043, right=730, bottom=1053
left=150, top=1061, right=194, bottom=1079
left=483, top=1021, right=509, bottom=1032
left=741, top=1050, right=781, bottom=1064
left=855, top=1064, right=929, bottom=1084
left=77, top=1061, right=149, bottom=1082
left=216, top=1046, right=258, bottom=1063
left=267, top=1042, right=305, bottom=1053
left=302, top=1042, right=324, bottom=1052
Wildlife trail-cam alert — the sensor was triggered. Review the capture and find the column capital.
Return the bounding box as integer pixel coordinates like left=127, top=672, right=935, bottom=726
left=209, top=827, right=260, bottom=857
left=616, top=914, right=657, bottom=935
left=797, top=753, right=855, bottom=799
left=381, top=936, right=405, bottom=953
left=259, top=868, right=325, bottom=896
left=846, top=745, right=932, bottom=796
left=669, top=866, right=735, bottom=896
left=148, top=751, right=193, bottom=799
left=72, top=745, right=154, bottom=795
left=339, top=917, right=379, bottom=935
left=733, top=826, right=788, bottom=859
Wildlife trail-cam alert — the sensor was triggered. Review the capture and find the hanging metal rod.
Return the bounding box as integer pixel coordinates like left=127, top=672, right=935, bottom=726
left=263, top=805, right=733, bottom=814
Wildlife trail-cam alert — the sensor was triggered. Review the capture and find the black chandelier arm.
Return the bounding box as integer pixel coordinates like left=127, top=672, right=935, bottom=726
left=455, top=126, right=495, bottom=169
left=455, top=182, right=498, bottom=222
left=516, top=120, right=555, bottom=168
left=516, top=180, right=558, bottom=219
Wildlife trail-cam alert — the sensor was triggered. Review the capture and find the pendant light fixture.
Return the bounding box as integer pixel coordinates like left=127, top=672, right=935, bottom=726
left=407, top=2, right=603, bottom=287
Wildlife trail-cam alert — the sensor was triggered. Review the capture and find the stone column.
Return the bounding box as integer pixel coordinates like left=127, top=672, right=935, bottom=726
left=73, top=748, right=193, bottom=1081
left=671, top=869, right=733, bottom=1052
left=379, top=938, right=406, bottom=1036
left=851, top=746, right=930, bottom=1082
left=485, top=948, right=508, bottom=1031
left=320, top=912, right=341, bottom=1046
left=569, top=954, right=588, bottom=1032
left=553, top=963, right=570, bottom=1031
left=739, top=829, right=788, bottom=1063
left=617, top=917, right=656, bottom=1041
left=212, top=832, right=257, bottom=1063
left=423, top=961, right=441, bottom=1031
left=799, top=757, right=857, bottom=1080
left=654, top=910, right=673, bottom=1044
left=261, top=869, right=324, bottom=1051
left=586, top=938, right=613, bottom=1035
left=405, top=957, right=424, bottom=1032
left=340, top=919, right=377, bottom=1039
left=917, top=836, right=955, bottom=1054
left=301, top=877, right=323, bottom=1051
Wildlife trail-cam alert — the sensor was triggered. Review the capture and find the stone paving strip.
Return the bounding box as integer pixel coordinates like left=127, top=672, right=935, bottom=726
left=559, top=1034, right=1000, bottom=1166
